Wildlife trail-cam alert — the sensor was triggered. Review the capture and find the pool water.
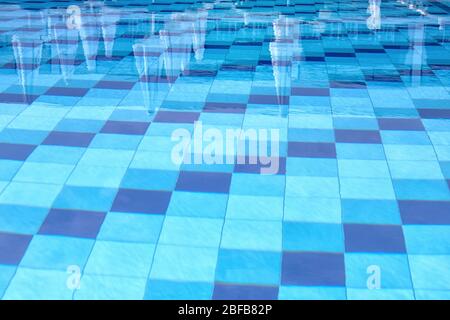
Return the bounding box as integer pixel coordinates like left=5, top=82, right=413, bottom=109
left=0, top=0, right=450, bottom=300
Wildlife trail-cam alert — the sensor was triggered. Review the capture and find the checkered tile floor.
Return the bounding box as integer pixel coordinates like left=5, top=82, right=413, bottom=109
left=0, top=0, right=450, bottom=300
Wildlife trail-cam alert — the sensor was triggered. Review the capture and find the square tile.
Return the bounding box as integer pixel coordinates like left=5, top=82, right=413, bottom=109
left=20, top=235, right=94, bottom=270
left=344, top=224, right=406, bottom=253
left=0, top=232, right=32, bottom=265
left=84, top=240, right=155, bottom=278
left=150, top=245, right=218, bottom=282
left=39, top=209, right=106, bottom=238
left=281, top=252, right=345, bottom=286
left=220, top=220, right=282, bottom=251
left=111, top=189, right=172, bottom=214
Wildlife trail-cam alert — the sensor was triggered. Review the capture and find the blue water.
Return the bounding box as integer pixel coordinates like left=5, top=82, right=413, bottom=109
left=0, top=0, right=450, bottom=300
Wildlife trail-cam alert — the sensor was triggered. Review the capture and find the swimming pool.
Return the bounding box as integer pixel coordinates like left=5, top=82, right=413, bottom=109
left=0, top=0, right=449, bottom=300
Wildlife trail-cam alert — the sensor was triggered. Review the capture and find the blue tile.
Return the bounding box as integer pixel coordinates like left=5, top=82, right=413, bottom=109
left=0, top=182, right=62, bottom=207
left=14, top=162, right=74, bottom=184
left=404, top=225, right=450, bottom=254
left=74, top=274, right=147, bottom=300
left=283, top=222, right=344, bottom=252
left=409, top=255, right=450, bottom=290
left=284, top=197, right=342, bottom=223
left=84, top=240, right=155, bottom=278
left=20, top=235, right=94, bottom=270
left=393, top=179, right=450, bottom=201
left=166, top=191, right=228, bottom=218
left=0, top=265, right=15, bottom=298
left=226, top=195, right=283, bottom=220
left=281, top=252, right=345, bottom=286
left=0, top=205, right=48, bottom=234
left=150, top=245, right=218, bottom=282
left=345, top=253, right=412, bottom=289
left=342, top=199, right=401, bottom=224
left=278, top=286, right=346, bottom=300
left=98, top=212, right=164, bottom=243
left=221, top=220, right=282, bottom=251
left=3, top=267, right=73, bottom=300
left=215, top=249, right=281, bottom=285
left=213, top=283, right=279, bottom=300
left=54, top=186, right=117, bottom=212
left=121, top=169, right=179, bottom=191
left=144, top=280, right=213, bottom=300
left=159, top=216, right=223, bottom=247
left=344, top=224, right=406, bottom=253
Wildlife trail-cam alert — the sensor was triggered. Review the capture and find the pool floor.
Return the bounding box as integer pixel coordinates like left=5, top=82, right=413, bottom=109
left=0, top=0, right=450, bottom=300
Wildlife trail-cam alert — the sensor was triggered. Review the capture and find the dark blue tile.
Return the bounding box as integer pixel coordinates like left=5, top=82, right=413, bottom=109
left=175, top=171, right=232, bottom=193
left=111, top=189, right=172, bottom=214
left=43, top=131, right=95, bottom=147
left=335, top=130, right=382, bottom=144
left=213, top=284, right=278, bottom=300
left=0, top=232, right=32, bottom=265
left=281, top=252, right=345, bottom=286
left=0, top=143, right=36, bottom=161
left=344, top=224, right=406, bottom=253
left=288, top=142, right=336, bottom=158
left=399, top=200, right=450, bottom=225
left=100, top=121, right=150, bottom=135
left=378, top=118, right=424, bottom=131
left=39, top=209, right=106, bottom=238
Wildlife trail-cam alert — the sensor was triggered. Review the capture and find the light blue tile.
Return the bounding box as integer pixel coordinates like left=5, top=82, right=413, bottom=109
left=336, top=143, right=386, bottom=160
left=98, top=212, right=163, bottom=243
left=144, top=280, right=213, bottom=300
left=409, top=255, right=450, bottom=290
left=159, top=216, right=223, bottom=247
left=53, top=186, right=117, bottom=212
left=415, top=290, right=450, bottom=300
left=404, top=226, right=450, bottom=254
left=79, top=149, right=134, bottom=168
left=121, top=169, right=178, bottom=190
left=84, top=240, right=155, bottom=278
left=27, top=145, right=86, bottom=165
left=226, top=195, right=283, bottom=220
left=215, top=249, right=281, bottom=285
left=90, top=134, right=142, bottom=150
left=278, top=286, right=346, bottom=300
left=381, top=131, right=430, bottom=145
left=345, top=253, right=412, bottom=289
left=130, top=150, right=181, bottom=170
left=0, top=182, right=62, bottom=207
left=3, top=267, right=73, bottom=300
left=166, top=191, right=228, bottom=218
left=286, top=177, right=340, bottom=198
left=287, top=158, right=337, bottom=177
left=388, top=161, right=444, bottom=179
left=393, top=179, right=450, bottom=201
left=14, top=162, right=74, bottom=184
left=283, top=222, right=344, bottom=252
left=342, top=199, right=401, bottom=224
left=230, top=173, right=285, bottom=197
left=150, top=245, right=218, bottom=282
left=0, top=265, right=16, bottom=299
left=340, top=178, right=396, bottom=200
left=0, top=160, right=22, bottom=180
left=338, top=160, right=390, bottom=178
left=67, top=165, right=127, bottom=188
left=0, top=205, right=49, bottom=234
left=384, top=145, right=437, bottom=161
left=346, top=288, right=414, bottom=300
left=74, top=274, right=146, bottom=300
left=20, top=235, right=94, bottom=270
left=284, top=197, right=342, bottom=223
left=221, top=220, right=282, bottom=251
